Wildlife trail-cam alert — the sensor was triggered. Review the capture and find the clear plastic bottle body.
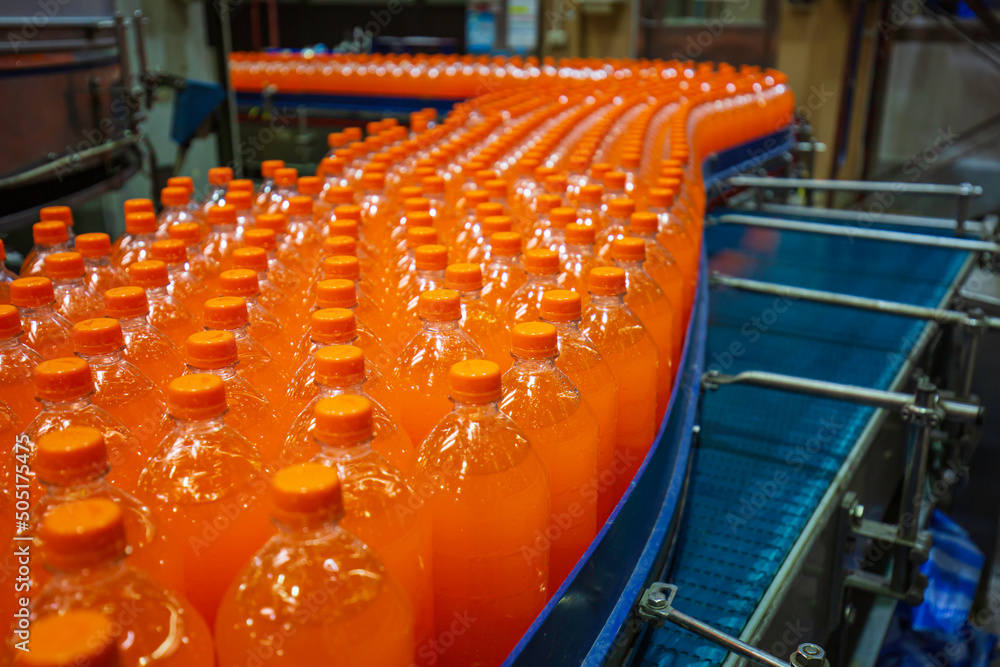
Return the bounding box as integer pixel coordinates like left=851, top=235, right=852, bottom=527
left=113, top=232, right=155, bottom=271
left=481, top=255, right=527, bottom=313
left=83, top=256, right=128, bottom=296
left=18, top=304, right=74, bottom=359
left=219, top=324, right=291, bottom=409
left=165, top=262, right=212, bottom=322
left=145, top=286, right=199, bottom=347
left=118, top=315, right=186, bottom=389
left=51, top=276, right=104, bottom=324
left=82, top=350, right=172, bottom=446
left=559, top=244, right=605, bottom=296
left=0, top=335, right=44, bottom=422
left=502, top=274, right=560, bottom=326
left=458, top=291, right=512, bottom=373
left=203, top=223, right=240, bottom=274
left=21, top=241, right=70, bottom=278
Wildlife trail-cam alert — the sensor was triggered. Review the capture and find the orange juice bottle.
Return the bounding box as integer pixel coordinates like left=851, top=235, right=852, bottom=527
left=269, top=167, right=300, bottom=214
left=610, top=237, right=675, bottom=417
left=415, top=360, right=549, bottom=666
left=166, top=176, right=202, bottom=225
left=285, top=195, right=322, bottom=266
left=319, top=255, right=387, bottom=338
left=103, top=286, right=185, bottom=388
left=580, top=267, right=658, bottom=498
left=203, top=204, right=241, bottom=273
left=127, top=260, right=199, bottom=346
left=445, top=263, right=511, bottom=373
left=393, top=290, right=484, bottom=447
left=310, top=395, right=434, bottom=659
left=242, top=227, right=303, bottom=302
left=501, top=322, right=599, bottom=585
left=138, top=373, right=271, bottom=626
left=254, top=159, right=285, bottom=212
left=202, top=166, right=233, bottom=213
left=452, top=201, right=503, bottom=263
left=75, top=233, right=127, bottom=296
left=157, top=186, right=203, bottom=239
left=481, top=231, right=526, bottom=313
left=450, top=188, right=489, bottom=246
left=218, top=268, right=294, bottom=367
left=0, top=305, right=43, bottom=423
left=388, top=224, right=438, bottom=304
left=20, top=221, right=70, bottom=277
left=0, top=239, right=19, bottom=304
left=503, top=248, right=562, bottom=325
left=30, top=427, right=184, bottom=593
left=595, top=198, right=635, bottom=260
left=523, top=194, right=561, bottom=250
left=394, top=245, right=448, bottom=333
left=255, top=212, right=312, bottom=280
left=10, top=277, right=73, bottom=359
left=11, top=610, right=123, bottom=666
left=39, top=205, right=75, bottom=241
left=167, top=221, right=221, bottom=296
left=540, top=290, right=618, bottom=522
left=72, top=318, right=171, bottom=445
left=183, top=331, right=282, bottom=466
left=214, top=463, right=414, bottom=667
left=527, top=205, right=573, bottom=253
left=227, top=189, right=256, bottom=243
left=314, top=279, right=387, bottom=371
left=113, top=212, right=158, bottom=271
left=560, top=223, right=606, bottom=297
left=629, top=211, right=694, bottom=321
left=32, top=499, right=214, bottom=666
left=20, top=357, right=142, bottom=496
left=601, top=171, right=628, bottom=204
left=282, top=345, right=414, bottom=475
left=152, top=239, right=212, bottom=322
left=232, top=247, right=297, bottom=327
left=464, top=215, right=511, bottom=264
left=203, top=296, right=290, bottom=409
left=646, top=188, right=699, bottom=311
left=43, top=252, right=104, bottom=323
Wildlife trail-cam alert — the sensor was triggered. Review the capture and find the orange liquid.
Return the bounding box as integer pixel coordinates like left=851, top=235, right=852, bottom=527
left=0, top=339, right=44, bottom=423
left=147, top=291, right=200, bottom=347
left=120, top=318, right=186, bottom=389
left=88, top=356, right=172, bottom=447
left=621, top=268, right=674, bottom=420
left=481, top=258, right=526, bottom=313
left=52, top=281, right=103, bottom=323
left=459, top=294, right=512, bottom=373
left=19, top=306, right=73, bottom=359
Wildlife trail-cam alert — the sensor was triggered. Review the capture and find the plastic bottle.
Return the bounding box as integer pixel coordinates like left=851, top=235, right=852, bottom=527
left=464, top=215, right=512, bottom=265
left=232, top=246, right=297, bottom=328
left=394, top=244, right=448, bottom=332
left=646, top=188, right=699, bottom=312
left=523, top=194, right=561, bottom=250
left=254, top=212, right=311, bottom=280
left=39, top=205, right=75, bottom=241
left=560, top=223, right=606, bottom=297
left=628, top=210, right=693, bottom=320
left=127, top=260, right=199, bottom=346
left=152, top=239, right=212, bottom=322
left=20, top=221, right=70, bottom=278
left=32, top=498, right=214, bottom=666
left=158, top=186, right=201, bottom=239
left=10, top=277, right=73, bottom=359
left=320, top=255, right=387, bottom=341
left=242, top=227, right=302, bottom=306
left=166, top=221, right=220, bottom=296
left=527, top=205, right=573, bottom=253
left=11, top=610, right=122, bottom=667
left=112, top=211, right=158, bottom=271
left=214, top=463, right=414, bottom=667
left=138, top=373, right=271, bottom=626
left=203, top=204, right=241, bottom=273
left=313, top=279, right=387, bottom=371
left=503, top=248, right=562, bottom=325
left=285, top=195, right=322, bottom=266
left=0, top=239, right=18, bottom=304
left=183, top=330, right=282, bottom=466
left=501, top=322, right=599, bottom=584
left=43, top=252, right=104, bottom=323
left=103, top=286, right=185, bottom=388
left=166, top=176, right=202, bottom=225
left=609, top=237, right=675, bottom=417
left=30, top=426, right=184, bottom=592
left=227, top=189, right=256, bottom=243
left=576, top=184, right=605, bottom=228
left=20, top=357, right=142, bottom=494
left=254, top=159, right=285, bottom=212
left=481, top=231, right=527, bottom=313
left=452, top=202, right=503, bottom=263
left=308, top=395, right=434, bottom=657
left=392, top=290, right=484, bottom=446
left=269, top=167, right=299, bottom=214
left=445, top=263, right=511, bottom=373
left=539, top=290, right=619, bottom=522
left=414, top=360, right=549, bottom=666
left=0, top=305, right=43, bottom=424
left=75, top=232, right=127, bottom=297
left=218, top=268, right=294, bottom=368
left=580, top=267, right=658, bottom=498
left=202, top=166, right=233, bottom=215
left=595, top=198, right=635, bottom=259
left=117, top=198, right=155, bottom=254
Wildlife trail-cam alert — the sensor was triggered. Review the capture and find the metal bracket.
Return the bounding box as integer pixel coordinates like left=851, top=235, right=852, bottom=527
left=637, top=583, right=830, bottom=667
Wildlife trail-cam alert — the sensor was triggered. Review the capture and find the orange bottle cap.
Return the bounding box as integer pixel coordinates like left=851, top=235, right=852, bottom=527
left=621, top=152, right=641, bottom=169
left=72, top=318, right=124, bottom=355
left=611, top=236, right=646, bottom=262
left=34, top=357, right=93, bottom=401
left=35, top=426, right=109, bottom=485
left=446, top=263, right=483, bottom=292
left=607, top=198, right=636, bottom=218
left=578, top=185, right=603, bottom=204
left=361, top=172, right=385, bottom=189
left=511, top=321, right=558, bottom=359
left=316, top=279, right=357, bottom=309
left=406, top=226, right=438, bottom=250
left=168, top=373, right=226, bottom=419
left=490, top=231, right=522, bottom=257
left=535, top=194, right=561, bottom=214
left=630, top=211, right=659, bottom=234
left=274, top=168, right=298, bottom=187
left=167, top=176, right=194, bottom=194
left=33, top=221, right=68, bottom=246
left=449, top=359, right=502, bottom=404
left=421, top=175, right=446, bottom=194
left=14, top=610, right=119, bottom=667
left=403, top=197, right=431, bottom=214
left=271, top=462, right=343, bottom=520
left=227, top=190, right=252, bottom=211
left=208, top=204, right=237, bottom=226
left=11, top=276, right=55, bottom=308
left=151, top=239, right=186, bottom=265
left=123, top=198, right=154, bottom=216
left=185, top=330, right=238, bottom=369
left=74, top=232, right=111, bottom=258
left=540, top=289, right=582, bottom=322
left=208, top=167, right=233, bottom=186
left=415, top=244, right=448, bottom=271
left=404, top=212, right=434, bottom=231
left=255, top=213, right=288, bottom=234
left=591, top=162, right=612, bottom=179
left=228, top=178, right=254, bottom=193
left=233, top=247, right=268, bottom=273
left=398, top=186, right=424, bottom=201
left=534, top=165, right=556, bottom=181
left=103, top=286, right=148, bottom=318
left=125, top=212, right=157, bottom=235
left=204, top=296, right=249, bottom=330
left=40, top=205, right=74, bottom=227
left=315, top=345, right=366, bottom=387
left=40, top=498, right=125, bottom=569
left=524, top=248, right=560, bottom=275
left=314, top=394, right=373, bottom=445
left=543, top=175, right=568, bottom=194
left=287, top=195, right=312, bottom=216
left=127, top=260, right=168, bottom=288
left=0, top=305, right=21, bottom=339
left=323, top=235, right=357, bottom=257
left=588, top=266, right=627, bottom=296
left=298, top=176, right=322, bottom=196
left=482, top=215, right=511, bottom=236
left=418, top=289, right=461, bottom=322
left=44, top=252, right=85, bottom=280
left=475, top=202, right=504, bottom=220
left=310, top=308, right=356, bottom=344
left=474, top=169, right=498, bottom=184
left=243, top=228, right=277, bottom=251
left=485, top=179, right=507, bottom=198
left=219, top=269, right=259, bottom=297
left=333, top=204, right=362, bottom=222
left=550, top=207, right=577, bottom=228
left=160, top=186, right=189, bottom=206
left=322, top=185, right=354, bottom=206
left=167, top=222, right=201, bottom=245
left=322, top=256, right=360, bottom=281
left=464, top=190, right=489, bottom=208
left=647, top=188, right=674, bottom=207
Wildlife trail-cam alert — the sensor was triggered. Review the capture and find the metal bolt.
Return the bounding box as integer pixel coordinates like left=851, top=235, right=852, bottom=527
left=850, top=503, right=864, bottom=523
left=793, top=643, right=827, bottom=667
left=647, top=590, right=668, bottom=610
left=843, top=603, right=857, bottom=625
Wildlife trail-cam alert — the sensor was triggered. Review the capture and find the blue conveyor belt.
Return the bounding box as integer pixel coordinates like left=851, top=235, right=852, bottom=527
left=638, top=220, right=969, bottom=666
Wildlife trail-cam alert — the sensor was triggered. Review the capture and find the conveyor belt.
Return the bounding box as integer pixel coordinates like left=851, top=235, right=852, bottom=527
left=637, top=219, right=969, bottom=666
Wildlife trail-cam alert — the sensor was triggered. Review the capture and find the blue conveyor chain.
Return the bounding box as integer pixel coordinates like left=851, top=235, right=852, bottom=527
left=637, top=216, right=969, bottom=666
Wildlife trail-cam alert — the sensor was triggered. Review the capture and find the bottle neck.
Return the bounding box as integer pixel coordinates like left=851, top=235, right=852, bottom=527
left=82, top=256, right=111, bottom=268
left=50, top=557, right=127, bottom=581
left=588, top=293, right=625, bottom=308
left=39, top=396, right=93, bottom=412
left=78, top=349, right=125, bottom=367
left=186, top=364, right=238, bottom=380
left=42, top=472, right=110, bottom=500
left=172, top=414, right=227, bottom=434
left=18, top=304, right=57, bottom=318
left=117, top=314, right=151, bottom=329
left=526, top=273, right=559, bottom=287
left=511, top=355, right=558, bottom=370
left=144, top=285, right=169, bottom=298
left=451, top=400, right=501, bottom=417
left=315, top=381, right=365, bottom=397
left=421, top=319, right=461, bottom=333
left=315, top=435, right=375, bottom=464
